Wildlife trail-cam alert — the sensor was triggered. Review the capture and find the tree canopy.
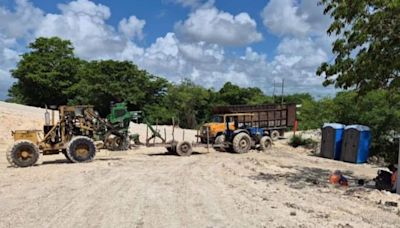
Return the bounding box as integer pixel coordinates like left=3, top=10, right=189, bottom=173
left=317, top=0, right=400, bottom=94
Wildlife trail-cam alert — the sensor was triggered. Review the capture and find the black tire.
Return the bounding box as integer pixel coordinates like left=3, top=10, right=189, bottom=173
left=62, top=151, right=73, bottom=163
left=214, top=135, right=226, bottom=152
left=232, top=133, right=251, bottom=154
left=6, top=140, right=40, bottom=167
left=166, top=140, right=177, bottom=153
left=106, top=134, right=129, bottom=151
left=176, top=141, right=193, bottom=156
left=215, top=135, right=225, bottom=144
left=259, top=136, right=273, bottom=151
left=270, top=130, right=280, bottom=141
left=66, top=136, right=96, bottom=163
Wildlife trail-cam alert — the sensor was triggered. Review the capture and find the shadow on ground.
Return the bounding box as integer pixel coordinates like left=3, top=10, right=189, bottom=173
left=41, top=157, right=122, bottom=165
left=147, top=151, right=203, bottom=156
left=249, top=166, right=356, bottom=189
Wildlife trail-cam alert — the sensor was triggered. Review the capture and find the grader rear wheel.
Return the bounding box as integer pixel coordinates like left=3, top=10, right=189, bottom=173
left=66, top=136, right=96, bottom=163
left=6, top=140, right=40, bottom=167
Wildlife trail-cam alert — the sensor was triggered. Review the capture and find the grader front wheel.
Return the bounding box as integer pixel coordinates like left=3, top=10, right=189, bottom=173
left=6, top=140, right=40, bottom=167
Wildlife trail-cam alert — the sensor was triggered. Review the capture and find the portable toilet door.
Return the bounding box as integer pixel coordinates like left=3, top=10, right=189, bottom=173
left=341, top=125, right=371, bottom=163
left=320, top=123, right=345, bottom=160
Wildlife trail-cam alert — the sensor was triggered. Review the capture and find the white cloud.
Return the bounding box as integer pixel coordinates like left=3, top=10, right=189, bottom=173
left=119, top=16, right=146, bottom=40
left=261, top=0, right=330, bottom=37
left=176, top=6, right=262, bottom=46
left=0, top=0, right=44, bottom=38
left=0, top=0, right=336, bottom=100
left=171, top=0, right=206, bottom=8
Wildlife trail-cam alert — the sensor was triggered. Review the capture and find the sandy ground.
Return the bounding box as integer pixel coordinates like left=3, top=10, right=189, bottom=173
left=1, top=102, right=400, bottom=228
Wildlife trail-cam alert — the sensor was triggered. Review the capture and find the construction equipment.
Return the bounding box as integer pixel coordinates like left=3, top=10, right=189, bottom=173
left=7, top=103, right=139, bottom=167
left=199, top=103, right=296, bottom=143
left=7, top=105, right=100, bottom=167
left=103, top=102, right=140, bottom=150
left=214, top=113, right=273, bottom=153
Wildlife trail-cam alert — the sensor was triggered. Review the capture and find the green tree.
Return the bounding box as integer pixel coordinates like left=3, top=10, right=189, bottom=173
left=317, top=0, right=400, bottom=94
left=8, top=37, right=82, bottom=106
left=217, top=82, right=271, bottom=105
left=68, top=60, right=169, bottom=116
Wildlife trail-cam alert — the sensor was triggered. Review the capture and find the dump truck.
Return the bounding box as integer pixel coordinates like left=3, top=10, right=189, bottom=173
left=199, top=103, right=296, bottom=143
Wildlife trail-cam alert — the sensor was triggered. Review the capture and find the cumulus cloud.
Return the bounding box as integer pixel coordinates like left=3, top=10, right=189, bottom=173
left=175, top=5, right=262, bottom=46
left=119, top=16, right=146, bottom=40
left=0, top=0, right=336, bottom=100
left=0, top=0, right=43, bottom=38
left=171, top=0, right=206, bottom=8
left=261, top=0, right=330, bottom=37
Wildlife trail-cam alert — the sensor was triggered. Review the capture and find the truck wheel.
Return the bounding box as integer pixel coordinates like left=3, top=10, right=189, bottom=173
left=66, top=136, right=96, bottom=163
left=176, top=141, right=193, bottom=156
left=270, top=130, right=280, bottom=141
left=6, top=140, right=40, bottom=167
left=214, top=135, right=226, bottom=152
left=232, top=133, right=251, bottom=154
left=260, top=136, right=273, bottom=151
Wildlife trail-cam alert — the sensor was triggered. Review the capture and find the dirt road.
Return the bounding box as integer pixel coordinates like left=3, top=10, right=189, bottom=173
left=1, top=145, right=399, bottom=228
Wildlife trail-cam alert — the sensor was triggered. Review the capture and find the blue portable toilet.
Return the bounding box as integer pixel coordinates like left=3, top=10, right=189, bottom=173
left=341, top=125, right=371, bottom=163
left=320, top=123, right=345, bottom=160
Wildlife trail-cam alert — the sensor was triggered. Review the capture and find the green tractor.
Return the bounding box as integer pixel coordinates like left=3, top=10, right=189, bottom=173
left=101, top=102, right=141, bottom=151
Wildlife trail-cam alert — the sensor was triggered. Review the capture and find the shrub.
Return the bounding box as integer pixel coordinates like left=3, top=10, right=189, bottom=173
left=289, top=134, right=317, bottom=148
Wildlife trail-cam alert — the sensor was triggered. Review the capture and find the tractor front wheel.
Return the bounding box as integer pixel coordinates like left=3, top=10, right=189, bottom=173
left=66, top=136, right=96, bottom=163
left=232, top=133, right=251, bottom=154
left=259, top=136, right=273, bottom=151
left=6, top=140, right=40, bottom=167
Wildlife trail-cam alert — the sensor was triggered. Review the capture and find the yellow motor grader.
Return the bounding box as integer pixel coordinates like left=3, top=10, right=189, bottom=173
left=7, top=105, right=103, bottom=167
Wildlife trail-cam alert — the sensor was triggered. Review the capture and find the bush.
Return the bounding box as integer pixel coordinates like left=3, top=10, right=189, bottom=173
left=289, top=134, right=317, bottom=148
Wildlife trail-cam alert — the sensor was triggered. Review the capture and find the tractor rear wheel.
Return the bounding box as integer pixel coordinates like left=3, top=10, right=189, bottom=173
left=232, top=133, right=251, bottom=154
left=176, top=141, right=193, bottom=156
left=259, top=136, right=273, bottom=151
left=6, top=140, right=40, bottom=167
left=66, top=136, right=96, bottom=163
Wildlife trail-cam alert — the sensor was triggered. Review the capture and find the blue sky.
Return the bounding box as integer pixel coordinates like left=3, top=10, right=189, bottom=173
left=0, top=0, right=337, bottom=100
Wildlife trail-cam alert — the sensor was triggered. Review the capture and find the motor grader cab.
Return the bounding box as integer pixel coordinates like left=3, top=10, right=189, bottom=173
left=7, top=105, right=100, bottom=167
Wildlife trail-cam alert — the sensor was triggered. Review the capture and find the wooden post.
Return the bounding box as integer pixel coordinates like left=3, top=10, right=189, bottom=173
left=206, top=127, right=210, bottom=153
left=146, top=125, right=149, bottom=147
left=397, top=139, right=400, bottom=194
left=183, top=129, right=185, bottom=141
left=172, top=117, right=175, bottom=142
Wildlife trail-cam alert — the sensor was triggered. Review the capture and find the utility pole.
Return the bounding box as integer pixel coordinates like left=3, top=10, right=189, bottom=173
left=273, top=80, right=276, bottom=103
left=281, top=79, right=284, bottom=105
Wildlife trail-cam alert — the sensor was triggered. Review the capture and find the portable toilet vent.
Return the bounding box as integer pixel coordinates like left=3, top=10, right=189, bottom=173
left=320, top=123, right=345, bottom=160
left=341, top=125, right=371, bottom=163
